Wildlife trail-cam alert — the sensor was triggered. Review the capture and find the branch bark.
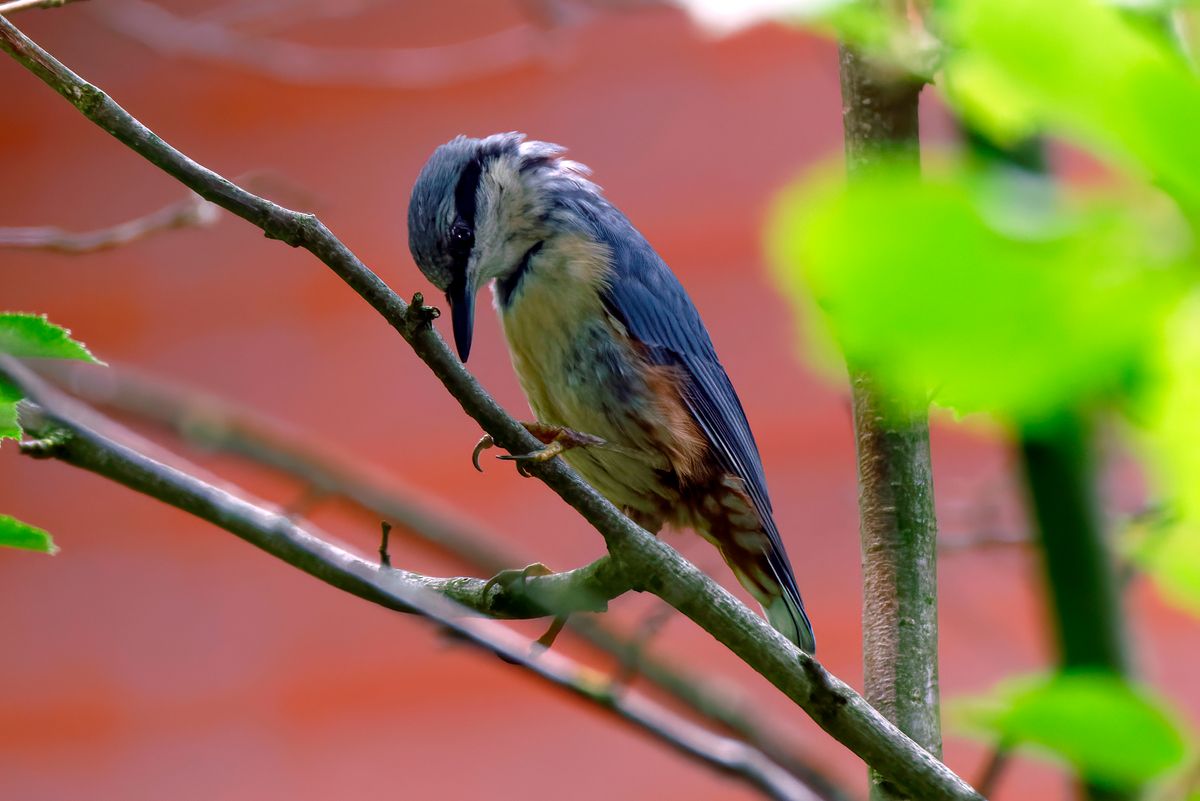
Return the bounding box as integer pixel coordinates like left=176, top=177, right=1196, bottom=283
left=837, top=22, right=943, bottom=801
left=42, top=360, right=857, bottom=801
left=0, top=18, right=981, bottom=800
left=3, top=374, right=818, bottom=801
left=6, top=358, right=631, bottom=620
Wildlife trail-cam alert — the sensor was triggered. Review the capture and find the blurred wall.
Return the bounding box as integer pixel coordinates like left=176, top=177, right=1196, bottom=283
left=2, top=3, right=1193, bottom=800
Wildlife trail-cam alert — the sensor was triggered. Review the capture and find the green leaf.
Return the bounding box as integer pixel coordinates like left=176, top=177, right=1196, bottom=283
left=0, top=312, right=102, bottom=363
left=0, top=313, right=103, bottom=443
left=953, top=673, right=1189, bottom=787
left=767, top=163, right=1187, bottom=423
left=0, top=514, right=58, bottom=554
left=940, top=0, right=1200, bottom=207
left=1128, top=297, right=1200, bottom=614
left=0, top=377, right=20, bottom=441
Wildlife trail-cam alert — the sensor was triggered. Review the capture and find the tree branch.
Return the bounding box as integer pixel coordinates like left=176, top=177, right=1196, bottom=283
left=40, top=360, right=858, bottom=801
left=0, top=19, right=981, bottom=800
left=6, top=358, right=630, bottom=620
left=0, top=191, right=218, bottom=253
left=837, top=13, right=943, bottom=801
left=2, top=370, right=819, bottom=801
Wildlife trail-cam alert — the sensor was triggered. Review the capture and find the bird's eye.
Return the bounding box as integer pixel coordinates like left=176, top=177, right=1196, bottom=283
left=449, top=222, right=474, bottom=258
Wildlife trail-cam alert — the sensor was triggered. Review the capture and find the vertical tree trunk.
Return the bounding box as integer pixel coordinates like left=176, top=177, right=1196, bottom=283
left=837, top=38, right=944, bottom=801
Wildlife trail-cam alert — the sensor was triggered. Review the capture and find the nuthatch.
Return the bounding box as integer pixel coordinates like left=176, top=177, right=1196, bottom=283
left=407, top=133, right=815, bottom=653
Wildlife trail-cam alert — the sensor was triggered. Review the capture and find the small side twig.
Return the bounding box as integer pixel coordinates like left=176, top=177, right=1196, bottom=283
left=378, top=520, right=392, bottom=568
left=937, top=530, right=1030, bottom=554
left=0, top=192, right=218, bottom=253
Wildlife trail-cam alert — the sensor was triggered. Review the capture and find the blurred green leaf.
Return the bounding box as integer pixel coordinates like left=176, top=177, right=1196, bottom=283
left=953, top=673, right=1189, bottom=787
left=768, top=164, right=1188, bottom=423
left=1129, top=297, right=1200, bottom=613
left=0, top=312, right=102, bottom=364
left=941, top=0, right=1200, bottom=206
left=0, top=378, right=20, bottom=442
left=0, top=514, right=58, bottom=555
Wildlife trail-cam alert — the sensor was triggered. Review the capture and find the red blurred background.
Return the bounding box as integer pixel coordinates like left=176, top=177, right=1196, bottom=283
left=2, top=2, right=1192, bottom=800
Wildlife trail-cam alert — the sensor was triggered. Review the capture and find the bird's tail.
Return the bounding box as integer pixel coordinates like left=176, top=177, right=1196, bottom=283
left=721, top=544, right=816, bottom=653
left=702, top=488, right=816, bottom=653
left=763, top=585, right=816, bottom=655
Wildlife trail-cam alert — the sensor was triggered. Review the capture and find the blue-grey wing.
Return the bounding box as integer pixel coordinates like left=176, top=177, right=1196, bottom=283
left=588, top=208, right=808, bottom=608
left=600, top=239, right=771, bottom=506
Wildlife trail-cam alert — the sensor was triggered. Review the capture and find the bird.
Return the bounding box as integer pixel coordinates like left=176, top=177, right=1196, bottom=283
left=406, top=133, right=815, bottom=653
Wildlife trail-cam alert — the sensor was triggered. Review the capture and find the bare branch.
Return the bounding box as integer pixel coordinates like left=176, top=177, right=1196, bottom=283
left=0, top=19, right=982, bottom=800
left=8, top=359, right=630, bottom=620
left=0, top=192, right=218, bottom=253
left=1, top=365, right=820, bottom=801
left=40, top=360, right=856, bottom=801
left=195, top=0, right=392, bottom=29
left=0, top=0, right=85, bottom=16
left=97, top=0, right=559, bottom=89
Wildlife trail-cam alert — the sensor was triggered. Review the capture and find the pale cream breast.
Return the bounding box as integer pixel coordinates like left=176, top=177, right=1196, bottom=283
left=495, top=234, right=689, bottom=518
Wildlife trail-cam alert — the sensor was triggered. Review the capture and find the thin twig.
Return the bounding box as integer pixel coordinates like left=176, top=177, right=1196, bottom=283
left=974, top=743, right=1011, bottom=799
left=97, top=0, right=560, bottom=89
left=0, top=193, right=217, bottom=253
left=0, top=172, right=316, bottom=254
left=0, top=19, right=982, bottom=800
left=937, top=531, right=1030, bottom=554
left=196, top=0, right=391, bottom=29
left=378, top=520, right=392, bottom=568
left=3, top=372, right=819, bottom=801
left=0, top=0, right=84, bottom=16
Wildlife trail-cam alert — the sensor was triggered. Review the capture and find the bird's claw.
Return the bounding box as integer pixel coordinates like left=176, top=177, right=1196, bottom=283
left=482, top=562, right=556, bottom=597
left=472, top=425, right=605, bottom=474
left=472, top=434, right=495, bottom=472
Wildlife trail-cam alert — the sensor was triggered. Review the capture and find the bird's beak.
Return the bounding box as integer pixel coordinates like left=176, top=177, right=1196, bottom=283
left=445, top=276, right=475, bottom=363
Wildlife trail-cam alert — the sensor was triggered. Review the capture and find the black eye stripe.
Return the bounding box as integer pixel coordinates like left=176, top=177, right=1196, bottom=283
left=453, top=156, right=484, bottom=229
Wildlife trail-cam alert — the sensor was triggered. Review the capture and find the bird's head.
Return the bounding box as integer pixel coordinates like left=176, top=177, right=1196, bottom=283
left=407, top=132, right=595, bottom=362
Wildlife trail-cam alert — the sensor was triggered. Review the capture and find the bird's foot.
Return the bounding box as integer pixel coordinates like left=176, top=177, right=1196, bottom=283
left=480, top=564, right=570, bottom=654
left=498, top=425, right=606, bottom=464
left=472, top=423, right=606, bottom=473
left=481, top=562, right=556, bottom=597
